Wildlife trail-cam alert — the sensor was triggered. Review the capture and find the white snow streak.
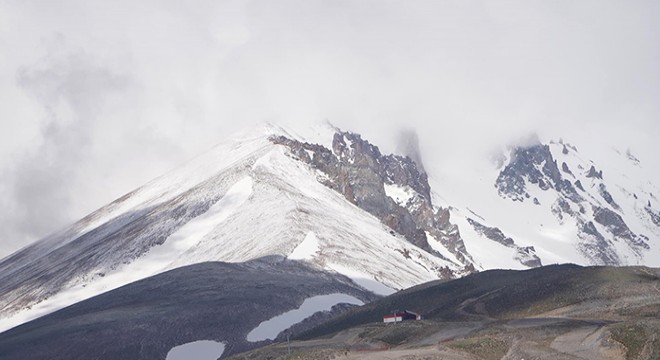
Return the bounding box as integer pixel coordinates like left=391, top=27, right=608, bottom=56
left=326, top=263, right=397, bottom=296
left=288, top=232, right=320, bottom=260
left=246, top=293, right=363, bottom=342
left=166, top=340, right=225, bottom=360
left=384, top=184, right=415, bottom=206
left=0, top=177, right=253, bottom=333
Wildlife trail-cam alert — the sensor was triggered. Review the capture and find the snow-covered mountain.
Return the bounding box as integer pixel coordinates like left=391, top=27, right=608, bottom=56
left=433, top=136, right=660, bottom=270
left=0, top=122, right=658, bottom=336
left=0, top=123, right=468, bottom=333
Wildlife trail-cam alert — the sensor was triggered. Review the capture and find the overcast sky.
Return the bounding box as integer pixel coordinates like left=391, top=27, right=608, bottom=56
left=1, top=0, right=659, bottom=258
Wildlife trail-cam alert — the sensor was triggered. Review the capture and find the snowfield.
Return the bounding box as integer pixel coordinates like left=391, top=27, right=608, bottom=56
left=430, top=137, right=660, bottom=270
left=166, top=340, right=225, bottom=360
left=247, top=293, right=364, bottom=342
left=288, top=232, right=320, bottom=260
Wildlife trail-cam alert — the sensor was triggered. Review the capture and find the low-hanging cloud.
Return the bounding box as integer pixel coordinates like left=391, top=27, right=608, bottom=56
left=0, top=0, right=658, bottom=257
left=1, top=44, right=129, bottom=247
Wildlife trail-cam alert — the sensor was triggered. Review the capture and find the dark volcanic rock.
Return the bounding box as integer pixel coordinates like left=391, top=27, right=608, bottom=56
left=0, top=259, right=375, bottom=360
left=467, top=218, right=514, bottom=247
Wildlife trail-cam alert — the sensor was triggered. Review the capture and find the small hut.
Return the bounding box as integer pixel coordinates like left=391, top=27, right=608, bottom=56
left=383, top=310, right=422, bottom=323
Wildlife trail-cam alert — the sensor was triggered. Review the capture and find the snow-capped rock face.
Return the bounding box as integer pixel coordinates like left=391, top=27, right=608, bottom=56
left=270, top=130, right=473, bottom=269
left=0, top=123, right=657, bottom=336
left=0, top=123, right=467, bottom=333
left=493, top=139, right=657, bottom=265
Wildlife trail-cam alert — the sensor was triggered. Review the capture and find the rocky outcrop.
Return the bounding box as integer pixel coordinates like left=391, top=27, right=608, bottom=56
left=466, top=218, right=542, bottom=268
left=270, top=131, right=474, bottom=273
left=586, top=165, right=603, bottom=179
left=577, top=221, right=620, bottom=265
left=598, top=184, right=620, bottom=211
left=496, top=144, right=582, bottom=203
left=593, top=206, right=649, bottom=253
left=561, top=162, right=574, bottom=177
left=645, top=204, right=660, bottom=227
left=496, top=138, right=651, bottom=266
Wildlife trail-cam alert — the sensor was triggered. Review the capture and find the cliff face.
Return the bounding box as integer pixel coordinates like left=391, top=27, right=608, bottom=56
left=271, top=130, right=474, bottom=272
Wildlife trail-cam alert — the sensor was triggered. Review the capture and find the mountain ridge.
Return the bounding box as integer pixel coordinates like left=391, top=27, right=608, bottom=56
left=0, top=122, right=657, bottom=339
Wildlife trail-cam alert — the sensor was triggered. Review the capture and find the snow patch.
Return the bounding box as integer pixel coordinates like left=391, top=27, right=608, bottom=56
left=166, top=340, right=225, bottom=360
left=247, top=293, right=363, bottom=342
left=326, top=262, right=397, bottom=296
left=384, top=184, right=415, bottom=206
left=288, top=232, right=320, bottom=260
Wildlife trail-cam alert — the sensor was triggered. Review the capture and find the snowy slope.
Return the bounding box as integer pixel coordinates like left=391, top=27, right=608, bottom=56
left=429, top=137, right=659, bottom=270
left=1, top=123, right=657, bottom=335
left=0, top=123, right=457, bottom=333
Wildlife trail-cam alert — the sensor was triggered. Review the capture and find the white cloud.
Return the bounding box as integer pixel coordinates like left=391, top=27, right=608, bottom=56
left=0, top=0, right=658, bottom=257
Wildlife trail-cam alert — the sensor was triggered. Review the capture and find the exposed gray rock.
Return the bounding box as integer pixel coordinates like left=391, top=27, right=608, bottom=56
left=577, top=221, right=620, bottom=265
left=598, top=183, right=621, bottom=211
left=494, top=139, right=653, bottom=266
left=496, top=144, right=582, bottom=203
left=466, top=218, right=542, bottom=268
left=593, top=206, right=649, bottom=253
left=561, top=162, right=574, bottom=177
left=270, top=131, right=473, bottom=274
left=551, top=197, right=574, bottom=223
left=514, top=246, right=542, bottom=268
left=467, top=218, right=514, bottom=247
left=586, top=165, right=603, bottom=179
left=646, top=204, right=660, bottom=227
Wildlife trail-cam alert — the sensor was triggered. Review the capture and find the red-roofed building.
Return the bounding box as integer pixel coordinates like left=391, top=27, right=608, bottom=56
left=383, top=310, right=422, bottom=323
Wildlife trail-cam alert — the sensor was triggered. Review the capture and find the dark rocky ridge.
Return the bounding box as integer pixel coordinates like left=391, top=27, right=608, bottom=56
left=233, top=265, right=660, bottom=360
left=270, top=131, right=474, bottom=272
left=0, top=258, right=376, bottom=360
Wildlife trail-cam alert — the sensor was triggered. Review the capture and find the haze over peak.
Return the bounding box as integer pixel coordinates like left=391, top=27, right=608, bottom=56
left=1, top=0, right=659, bottom=260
